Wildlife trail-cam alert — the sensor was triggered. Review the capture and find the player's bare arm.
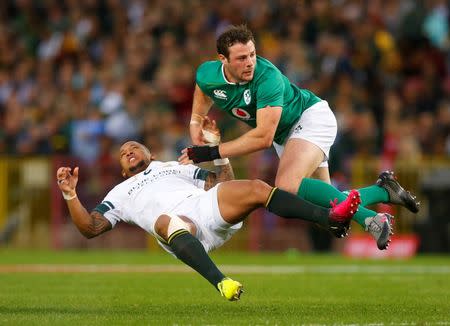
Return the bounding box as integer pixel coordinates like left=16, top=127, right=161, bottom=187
left=204, top=163, right=235, bottom=190
left=76, top=211, right=112, bottom=239
left=219, top=106, right=281, bottom=157
left=190, top=84, right=214, bottom=145
left=56, top=166, right=112, bottom=238
left=180, top=107, right=282, bottom=164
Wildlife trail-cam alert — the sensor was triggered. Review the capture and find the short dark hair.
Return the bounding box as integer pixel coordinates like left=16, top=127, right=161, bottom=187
left=216, top=25, right=255, bottom=58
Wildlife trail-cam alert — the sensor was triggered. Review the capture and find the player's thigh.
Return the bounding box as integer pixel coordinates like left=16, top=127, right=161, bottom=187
left=275, top=138, right=325, bottom=193
left=217, top=180, right=271, bottom=224
left=171, top=187, right=243, bottom=252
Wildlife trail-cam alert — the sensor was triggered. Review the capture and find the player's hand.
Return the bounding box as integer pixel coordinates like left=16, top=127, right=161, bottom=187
left=179, top=145, right=221, bottom=164
left=190, top=118, right=206, bottom=145
left=202, top=116, right=220, bottom=136
left=178, top=148, right=194, bottom=165
left=56, top=166, right=79, bottom=194
left=201, top=116, right=221, bottom=145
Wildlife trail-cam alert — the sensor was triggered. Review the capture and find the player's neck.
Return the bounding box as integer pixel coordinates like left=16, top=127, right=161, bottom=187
left=127, top=159, right=151, bottom=177
left=222, top=66, right=250, bottom=85
left=222, top=66, right=238, bottom=84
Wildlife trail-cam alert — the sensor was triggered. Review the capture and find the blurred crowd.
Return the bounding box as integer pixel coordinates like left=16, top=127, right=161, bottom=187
left=0, top=0, right=448, bottom=176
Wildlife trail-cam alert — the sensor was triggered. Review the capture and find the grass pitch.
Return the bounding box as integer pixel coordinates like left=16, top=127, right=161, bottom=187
left=0, top=250, right=449, bottom=325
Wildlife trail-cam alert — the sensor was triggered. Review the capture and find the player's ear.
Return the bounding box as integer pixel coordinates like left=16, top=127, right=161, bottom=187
left=121, top=169, right=126, bottom=178
left=218, top=54, right=227, bottom=64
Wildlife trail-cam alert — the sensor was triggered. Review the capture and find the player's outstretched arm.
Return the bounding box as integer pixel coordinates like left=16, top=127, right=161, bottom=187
left=190, top=84, right=214, bottom=145
left=219, top=106, right=281, bottom=157
left=193, top=116, right=235, bottom=190
left=181, top=107, right=282, bottom=164
left=56, top=167, right=112, bottom=238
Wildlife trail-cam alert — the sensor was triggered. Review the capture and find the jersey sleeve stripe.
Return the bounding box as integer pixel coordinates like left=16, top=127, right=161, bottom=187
left=104, top=201, right=115, bottom=210
left=193, top=167, right=200, bottom=179
left=194, top=169, right=209, bottom=181
left=93, top=203, right=111, bottom=215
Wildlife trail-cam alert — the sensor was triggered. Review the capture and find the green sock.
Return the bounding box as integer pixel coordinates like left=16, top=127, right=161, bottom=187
left=298, top=178, right=376, bottom=228
left=168, top=230, right=224, bottom=288
left=357, top=185, right=389, bottom=206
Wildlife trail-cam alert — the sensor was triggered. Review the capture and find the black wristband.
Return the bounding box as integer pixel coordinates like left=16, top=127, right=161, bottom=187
left=187, top=145, right=221, bottom=163
left=210, top=146, right=221, bottom=160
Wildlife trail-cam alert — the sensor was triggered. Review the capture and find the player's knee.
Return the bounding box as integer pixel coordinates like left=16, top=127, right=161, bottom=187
left=154, top=214, right=195, bottom=242
left=154, top=215, right=171, bottom=241
left=274, top=176, right=304, bottom=194
left=248, top=179, right=271, bottom=201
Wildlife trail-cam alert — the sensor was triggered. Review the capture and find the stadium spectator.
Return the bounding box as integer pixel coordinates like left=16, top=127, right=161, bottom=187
left=0, top=1, right=447, bottom=251
left=0, top=0, right=446, bottom=164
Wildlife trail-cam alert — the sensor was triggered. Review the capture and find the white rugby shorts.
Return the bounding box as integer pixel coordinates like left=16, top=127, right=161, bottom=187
left=158, top=184, right=243, bottom=254
left=273, top=100, right=337, bottom=168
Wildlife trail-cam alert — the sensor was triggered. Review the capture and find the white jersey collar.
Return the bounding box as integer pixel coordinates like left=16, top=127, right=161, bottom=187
left=221, top=64, right=248, bottom=85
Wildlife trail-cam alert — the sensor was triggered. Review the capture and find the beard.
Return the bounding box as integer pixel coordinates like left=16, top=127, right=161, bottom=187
left=129, top=160, right=147, bottom=173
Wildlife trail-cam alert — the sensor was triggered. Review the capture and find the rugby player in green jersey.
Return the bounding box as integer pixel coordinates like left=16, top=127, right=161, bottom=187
left=178, top=25, right=420, bottom=250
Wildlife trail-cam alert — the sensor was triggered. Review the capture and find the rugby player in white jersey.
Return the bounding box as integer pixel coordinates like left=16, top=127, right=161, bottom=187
left=56, top=121, right=361, bottom=301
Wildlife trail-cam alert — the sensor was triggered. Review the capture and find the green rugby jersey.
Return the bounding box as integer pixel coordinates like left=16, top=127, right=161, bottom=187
left=196, top=56, right=321, bottom=144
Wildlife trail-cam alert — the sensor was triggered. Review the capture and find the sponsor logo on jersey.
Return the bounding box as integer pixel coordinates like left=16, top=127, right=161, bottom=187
left=213, top=89, right=227, bottom=100
left=294, top=124, right=303, bottom=133
left=243, top=89, right=251, bottom=105
left=143, top=169, right=152, bottom=175
left=231, top=107, right=251, bottom=120
left=128, top=169, right=182, bottom=196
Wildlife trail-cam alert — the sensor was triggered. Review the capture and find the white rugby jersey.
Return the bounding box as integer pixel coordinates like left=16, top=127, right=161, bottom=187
left=93, top=161, right=209, bottom=236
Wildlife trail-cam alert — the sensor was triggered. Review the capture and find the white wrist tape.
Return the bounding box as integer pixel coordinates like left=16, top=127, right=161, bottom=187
left=213, top=158, right=230, bottom=166
left=202, top=129, right=220, bottom=146
left=62, top=192, right=77, bottom=201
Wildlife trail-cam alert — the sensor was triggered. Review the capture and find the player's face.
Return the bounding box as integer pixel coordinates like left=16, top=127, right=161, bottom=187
left=119, top=141, right=151, bottom=178
left=221, top=41, right=256, bottom=83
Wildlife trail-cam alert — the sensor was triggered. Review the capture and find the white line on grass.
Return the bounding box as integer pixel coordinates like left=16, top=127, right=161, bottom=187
left=0, top=264, right=449, bottom=274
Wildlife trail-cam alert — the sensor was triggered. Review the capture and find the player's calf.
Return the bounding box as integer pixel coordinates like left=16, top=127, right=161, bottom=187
left=155, top=214, right=228, bottom=294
